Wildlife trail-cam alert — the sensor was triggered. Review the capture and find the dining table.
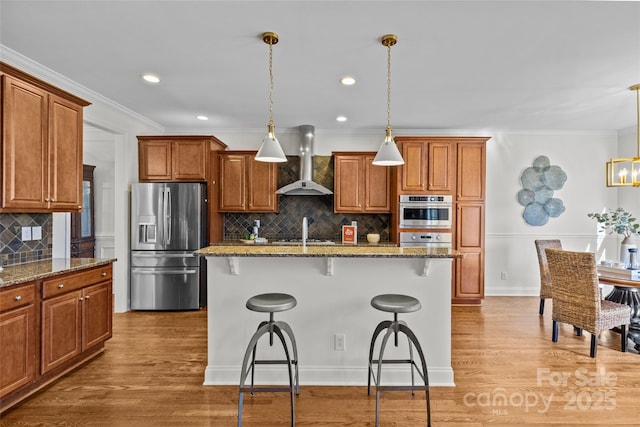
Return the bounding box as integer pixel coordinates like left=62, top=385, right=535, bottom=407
left=597, top=267, right=640, bottom=352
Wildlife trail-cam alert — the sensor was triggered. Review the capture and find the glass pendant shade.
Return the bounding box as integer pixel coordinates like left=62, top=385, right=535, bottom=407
left=373, top=127, right=404, bottom=166
left=256, top=123, right=286, bottom=163
left=606, top=84, right=640, bottom=187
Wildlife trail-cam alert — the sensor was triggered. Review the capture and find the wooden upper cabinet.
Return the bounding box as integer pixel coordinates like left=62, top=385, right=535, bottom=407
left=218, top=151, right=278, bottom=212
left=394, top=137, right=454, bottom=195
left=1, top=63, right=88, bottom=213
left=427, top=142, right=454, bottom=193
left=138, top=136, right=209, bottom=182
left=457, top=141, right=486, bottom=200
left=333, top=152, right=390, bottom=213
left=397, top=140, right=427, bottom=192
left=48, top=94, right=83, bottom=210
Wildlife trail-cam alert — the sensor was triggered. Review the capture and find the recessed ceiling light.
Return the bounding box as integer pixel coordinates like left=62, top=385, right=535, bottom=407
left=340, top=76, right=356, bottom=86
left=142, top=73, right=160, bottom=84
left=196, top=115, right=209, bottom=121
left=336, top=116, right=348, bottom=122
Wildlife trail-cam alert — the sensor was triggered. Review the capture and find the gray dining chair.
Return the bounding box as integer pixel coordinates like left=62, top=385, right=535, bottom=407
left=534, top=239, right=562, bottom=315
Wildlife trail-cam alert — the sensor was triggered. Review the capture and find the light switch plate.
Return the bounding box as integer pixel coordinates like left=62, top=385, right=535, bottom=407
left=32, top=226, right=42, bottom=240
left=21, top=226, right=32, bottom=241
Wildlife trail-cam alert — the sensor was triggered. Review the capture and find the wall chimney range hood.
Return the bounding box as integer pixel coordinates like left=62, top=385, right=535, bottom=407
left=276, top=125, right=333, bottom=196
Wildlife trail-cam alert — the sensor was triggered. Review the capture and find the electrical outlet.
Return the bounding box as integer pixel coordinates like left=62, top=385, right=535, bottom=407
left=21, top=226, right=32, bottom=241
left=334, top=334, right=346, bottom=351
left=32, top=226, right=42, bottom=240
left=501, top=272, right=508, bottom=280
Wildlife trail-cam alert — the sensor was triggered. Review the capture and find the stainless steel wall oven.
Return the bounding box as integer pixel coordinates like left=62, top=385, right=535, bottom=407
left=398, top=195, right=453, bottom=229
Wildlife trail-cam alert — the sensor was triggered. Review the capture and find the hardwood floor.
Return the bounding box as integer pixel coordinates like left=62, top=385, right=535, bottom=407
left=1, top=297, right=639, bottom=426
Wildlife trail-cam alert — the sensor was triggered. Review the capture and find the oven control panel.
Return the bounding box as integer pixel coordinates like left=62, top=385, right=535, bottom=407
left=399, top=232, right=452, bottom=247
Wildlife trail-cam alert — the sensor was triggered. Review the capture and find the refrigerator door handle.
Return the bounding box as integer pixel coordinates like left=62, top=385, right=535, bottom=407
left=131, top=268, right=198, bottom=274
left=166, top=187, right=172, bottom=245
left=131, top=253, right=197, bottom=258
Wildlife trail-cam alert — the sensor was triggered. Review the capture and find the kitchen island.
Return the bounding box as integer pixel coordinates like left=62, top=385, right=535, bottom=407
left=198, top=244, right=459, bottom=387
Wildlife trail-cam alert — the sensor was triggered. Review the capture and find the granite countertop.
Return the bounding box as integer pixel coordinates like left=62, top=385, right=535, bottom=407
left=197, top=244, right=460, bottom=258
left=0, top=258, right=117, bottom=289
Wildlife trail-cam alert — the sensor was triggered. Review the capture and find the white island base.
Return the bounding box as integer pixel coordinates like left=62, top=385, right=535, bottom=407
left=203, top=255, right=454, bottom=387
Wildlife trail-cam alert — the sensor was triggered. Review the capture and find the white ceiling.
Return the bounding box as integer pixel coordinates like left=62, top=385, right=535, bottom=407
left=1, top=0, right=639, bottom=134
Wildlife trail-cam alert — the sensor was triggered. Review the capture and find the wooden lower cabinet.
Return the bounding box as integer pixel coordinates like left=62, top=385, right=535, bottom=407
left=0, top=283, right=37, bottom=398
left=0, top=263, right=113, bottom=414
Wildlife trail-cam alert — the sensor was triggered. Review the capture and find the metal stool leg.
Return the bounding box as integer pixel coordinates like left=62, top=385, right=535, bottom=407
left=275, top=320, right=300, bottom=395
left=368, top=320, right=392, bottom=395
left=238, top=321, right=297, bottom=427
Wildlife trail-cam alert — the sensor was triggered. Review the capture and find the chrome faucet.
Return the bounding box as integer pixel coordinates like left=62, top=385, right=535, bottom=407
left=252, top=220, right=260, bottom=239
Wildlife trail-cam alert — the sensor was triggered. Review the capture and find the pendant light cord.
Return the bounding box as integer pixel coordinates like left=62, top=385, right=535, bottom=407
left=268, top=39, right=275, bottom=127
left=386, top=41, right=392, bottom=131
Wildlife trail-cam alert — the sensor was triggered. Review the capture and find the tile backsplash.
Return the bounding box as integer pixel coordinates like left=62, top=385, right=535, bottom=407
left=224, top=156, right=391, bottom=242
left=0, top=213, right=53, bottom=266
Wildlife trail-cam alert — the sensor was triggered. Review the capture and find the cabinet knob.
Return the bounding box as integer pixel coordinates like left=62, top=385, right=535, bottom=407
left=45, top=198, right=50, bottom=202
left=14, top=295, right=22, bottom=301
left=101, top=272, right=107, bottom=276
left=79, top=297, right=84, bottom=301
left=85, top=295, right=91, bottom=300
left=78, top=205, right=82, bottom=209
left=58, top=284, right=64, bottom=289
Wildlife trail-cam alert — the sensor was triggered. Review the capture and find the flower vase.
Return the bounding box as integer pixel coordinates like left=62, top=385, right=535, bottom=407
left=620, top=237, right=637, bottom=265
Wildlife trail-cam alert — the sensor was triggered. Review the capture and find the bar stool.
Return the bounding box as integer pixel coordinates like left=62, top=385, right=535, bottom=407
left=367, top=294, right=430, bottom=427
left=238, top=293, right=300, bottom=427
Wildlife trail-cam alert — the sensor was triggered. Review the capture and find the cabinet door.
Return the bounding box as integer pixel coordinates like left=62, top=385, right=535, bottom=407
left=41, top=291, right=82, bottom=374
left=172, top=140, right=208, bottom=181
left=48, top=94, right=83, bottom=211
left=399, top=141, right=427, bottom=192
left=364, top=154, right=391, bottom=212
left=454, top=203, right=485, bottom=302
left=139, top=140, right=172, bottom=181
left=247, top=155, right=278, bottom=212
left=457, top=142, right=486, bottom=200
left=82, top=281, right=113, bottom=349
left=427, top=142, right=454, bottom=193
left=0, top=303, right=36, bottom=397
left=1, top=76, right=48, bottom=210
left=334, top=155, right=363, bottom=212
left=219, top=154, right=246, bottom=211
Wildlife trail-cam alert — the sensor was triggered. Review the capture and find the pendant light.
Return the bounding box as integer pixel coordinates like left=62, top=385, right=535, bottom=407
left=606, top=84, right=640, bottom=186
left=372, top=34, right=404, bottom=166
left=255, top=32, right=287, bottom=163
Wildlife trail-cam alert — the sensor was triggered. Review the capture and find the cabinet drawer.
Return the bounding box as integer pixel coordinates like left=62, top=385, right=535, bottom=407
left=0, top=284, right=36, bottom=312
left=42, top=265, right=112, bottom=299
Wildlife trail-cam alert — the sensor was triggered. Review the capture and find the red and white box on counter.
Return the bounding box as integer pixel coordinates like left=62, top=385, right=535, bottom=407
left=342, top=225, right=357, bottom=245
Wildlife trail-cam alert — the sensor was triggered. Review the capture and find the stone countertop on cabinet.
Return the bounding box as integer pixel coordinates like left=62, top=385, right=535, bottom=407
left=0, top=258, right=117, bottom=289
left=197, top=244, right=460, bottom=258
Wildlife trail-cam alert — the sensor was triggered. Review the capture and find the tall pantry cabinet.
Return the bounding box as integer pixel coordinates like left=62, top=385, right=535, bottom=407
left=394, top=136, right=488, bottom=305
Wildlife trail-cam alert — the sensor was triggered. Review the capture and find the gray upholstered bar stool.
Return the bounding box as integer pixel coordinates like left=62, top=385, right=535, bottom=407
left=367, top=294, right=430, bottom=427
left=238, top=293, right=300, bottom=427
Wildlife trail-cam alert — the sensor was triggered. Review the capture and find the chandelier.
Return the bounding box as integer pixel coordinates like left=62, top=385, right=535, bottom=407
left=606, top=84, right=640, bottom=186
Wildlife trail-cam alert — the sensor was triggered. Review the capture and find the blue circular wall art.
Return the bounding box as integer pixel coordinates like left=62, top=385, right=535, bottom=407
left=517, top=155, right=567, bottom=226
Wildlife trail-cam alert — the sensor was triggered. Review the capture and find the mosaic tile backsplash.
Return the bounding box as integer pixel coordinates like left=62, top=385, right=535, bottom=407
left=224, top=156, right=391, bottom=242
left=0, top=213, right=53, bottom=267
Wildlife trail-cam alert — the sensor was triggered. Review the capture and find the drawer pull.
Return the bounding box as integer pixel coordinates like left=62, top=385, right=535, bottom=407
left=58, top=284, right=64, bottom=289
left=101, top=272, right=107, bottom=276
left=14, top=295, right=22, bottom=301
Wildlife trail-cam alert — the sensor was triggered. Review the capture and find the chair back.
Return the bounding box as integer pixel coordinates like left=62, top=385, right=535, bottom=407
left=545, top=248, right=601, bottom=330
left=534, top=239, right=562, bottom=299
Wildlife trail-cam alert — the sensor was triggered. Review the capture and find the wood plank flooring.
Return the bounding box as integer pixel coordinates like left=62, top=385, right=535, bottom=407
left=1, top=297, right=639, bottom=426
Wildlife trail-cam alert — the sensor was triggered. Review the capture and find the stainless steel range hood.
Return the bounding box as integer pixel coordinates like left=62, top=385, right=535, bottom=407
left=276, top=125, right=333, bottom=196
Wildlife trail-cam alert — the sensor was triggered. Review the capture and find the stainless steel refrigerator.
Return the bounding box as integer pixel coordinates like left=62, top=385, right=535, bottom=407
left=130, top=182, right=207, bottom=310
